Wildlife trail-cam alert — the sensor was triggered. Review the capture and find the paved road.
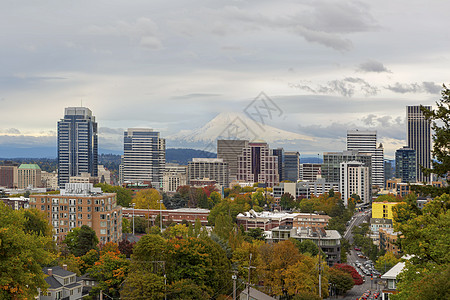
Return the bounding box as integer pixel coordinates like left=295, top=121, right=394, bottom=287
left=326, top=209, right=383, bottom=300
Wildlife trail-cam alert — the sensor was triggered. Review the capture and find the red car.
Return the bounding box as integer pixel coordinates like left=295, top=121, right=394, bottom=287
left=354, top=247, right=361, bottom=251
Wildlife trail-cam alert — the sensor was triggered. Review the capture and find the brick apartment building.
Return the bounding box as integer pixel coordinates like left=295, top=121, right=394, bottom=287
left=30, top=183, right=122, bottom=243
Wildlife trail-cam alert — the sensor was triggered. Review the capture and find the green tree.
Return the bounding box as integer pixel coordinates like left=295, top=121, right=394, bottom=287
left=95, top=183, right=133, bottom=207
left=213, top=213, right=234, bottom=241
left=121, top=271, right=165, bottom=299
left=133, top=189, right=164, bottom=210
left=328, top=267, right=354, bottom=296
left=0, top=203, right=53, bottom=299
left=133, top=216, right=148, bottom=234
left=290, top=238, right=320, bottom=256
left=245, top=228, right=266, bottom=241
left=375, top=252, right=400, bottom=273
left=280, top=193, right=295, bottom=210
left=64, top=225, right=99, bottom=257
left=168, top=279, right=211, bottom=299
left=122, top=217, right=131, bottom=234
left=420, top=86, right=450, bottom=181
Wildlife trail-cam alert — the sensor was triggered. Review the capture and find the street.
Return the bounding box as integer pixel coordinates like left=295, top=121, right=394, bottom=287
left=326, top=208, right=383, bottom=300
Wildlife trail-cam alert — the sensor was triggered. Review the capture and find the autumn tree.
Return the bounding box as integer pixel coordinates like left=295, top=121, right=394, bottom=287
left=133, top=188, right=164, bottom=210
left=88, top=249, right=129, bottom=298
left=0, top=203, right=53, bottom=299
left=332, top=264, right=363, bottom=285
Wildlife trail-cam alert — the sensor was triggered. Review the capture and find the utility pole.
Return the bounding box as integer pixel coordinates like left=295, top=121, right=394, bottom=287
left=132, top=203, right=135, bottom=235
left=245, top=253, right=256, bottom=300
left=232, top=271, right=238, bottom=300
left=159, top=199, right=163, bottom=231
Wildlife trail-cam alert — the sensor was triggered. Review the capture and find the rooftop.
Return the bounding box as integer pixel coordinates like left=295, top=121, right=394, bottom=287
left=43, top=266, right=75, bottom=278
left=18, top=164, right=41, bottom=170
left=381, top=261, right=406, bottom=280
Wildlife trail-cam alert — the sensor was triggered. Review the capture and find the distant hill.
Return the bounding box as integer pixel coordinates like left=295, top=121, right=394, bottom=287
left=166, top=148, right=215, bottom=165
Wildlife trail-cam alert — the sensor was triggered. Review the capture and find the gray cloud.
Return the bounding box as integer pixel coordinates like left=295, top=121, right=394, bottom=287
left=0, top=128, right=21, bottom=134
left=289, top=77, right=379, bottom=97
left=357, top=60, right=391, bottom=73
left=385, top=82, right=441, bottom=94
left=99, top=127, right=124, bottom=135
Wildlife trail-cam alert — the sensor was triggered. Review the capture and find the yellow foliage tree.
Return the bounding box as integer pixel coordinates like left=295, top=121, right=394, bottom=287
left=132, top=189, right=165, bottom=210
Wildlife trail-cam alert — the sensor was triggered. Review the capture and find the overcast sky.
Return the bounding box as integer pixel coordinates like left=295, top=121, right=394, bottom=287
left=1, top=0, right=449, bottom=158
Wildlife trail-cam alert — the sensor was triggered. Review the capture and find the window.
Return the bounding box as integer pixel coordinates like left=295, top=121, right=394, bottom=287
left=101, top=221, right=107, bottom=227
left=100, top=229, right=106, bottom=235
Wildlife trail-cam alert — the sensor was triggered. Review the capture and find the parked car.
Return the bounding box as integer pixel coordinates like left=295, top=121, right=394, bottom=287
left=354, top=247, right=361, bottom=251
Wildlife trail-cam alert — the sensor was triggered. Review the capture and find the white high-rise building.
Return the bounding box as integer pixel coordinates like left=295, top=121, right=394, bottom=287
left=347, top=130, right=384, bottom=187
left=163, top=164, right=187, bottom=193
left=123, top=128, right=165, bottom=188
left=188, top=158, right=229, bottom=187
left=340, top=161, right=370, bottom=206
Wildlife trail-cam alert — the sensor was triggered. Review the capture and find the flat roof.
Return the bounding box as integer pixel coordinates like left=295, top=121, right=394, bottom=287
left=381, top=261, right=406, bottom=280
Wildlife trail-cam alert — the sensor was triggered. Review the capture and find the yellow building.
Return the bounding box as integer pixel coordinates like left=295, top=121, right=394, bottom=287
left=372, top=202, right=404, bottom=220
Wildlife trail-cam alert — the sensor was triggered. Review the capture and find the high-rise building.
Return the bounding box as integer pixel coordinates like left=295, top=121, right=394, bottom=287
left=162, top=164, right=187, bottom=193
left=322, top=150, right=372, bottom=183
left=384, top=160, right=395, bottom=182
left=299, top=163, right=322, bottom=181
left=272, top=148, right=284, bottom=181
left=237, top=140, right=279, bottom=187
left=57, top=107, right=98, bottom=188
left=407, top=105, right=431, bottom=182
left=395, top=147, right=416, bottom=183
left=347, top=130, right=384, bottom=187
left=0, top=161, right=19, bottom=188
left=187, top=158, right=228, bottom=187
left=29, top=183, right=122, bottom=243
left=217, top=140, right=248, bottom=184
left=284, top=151, right=300, bottom=182
left=18, top=164, right=42, bottom=189
left=340, top=161, right=370, bottom=206
left=122, top=128, right=166, bottom=188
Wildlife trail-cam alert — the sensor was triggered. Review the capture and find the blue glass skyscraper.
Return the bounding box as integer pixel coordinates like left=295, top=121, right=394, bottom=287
left=57, top=107, right=98, bottom=188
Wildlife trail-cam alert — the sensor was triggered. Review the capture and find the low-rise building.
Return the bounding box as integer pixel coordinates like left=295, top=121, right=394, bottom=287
left=162, top=163, right=187, bottom=193
left=236, top=210, right=330, bottom=231
left=273, top=180, right=339, bottom=199
left=379, top=228, right=402, bottom=256
left=380, top=259, right=410, bottom=300
left=1, top=196, right=29, bottom=210
left=41, top=171, right=58, bottom=190
left=372, top=202, right=403, bottom=220
left=30, top=183, right=122, bottom=243
left=18, top=163, right=42, bottom=189
left=38, top=265, right=83, bottom=300
left=267, top=226, right=341, bottom=266
left=123, top=207, right=210, bottom=226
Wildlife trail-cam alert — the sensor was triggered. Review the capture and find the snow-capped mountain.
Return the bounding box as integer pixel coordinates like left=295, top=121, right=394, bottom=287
left=167, top=112, right=314, bottom=151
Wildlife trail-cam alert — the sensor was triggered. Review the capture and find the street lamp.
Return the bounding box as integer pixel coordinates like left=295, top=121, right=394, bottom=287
left=159, top=199, right=163, bottom=231
left=131, top=203, right=136, bottom=236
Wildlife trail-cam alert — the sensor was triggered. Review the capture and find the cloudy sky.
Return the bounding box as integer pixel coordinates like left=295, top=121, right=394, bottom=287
left=1, top=0, right=449, bottom=158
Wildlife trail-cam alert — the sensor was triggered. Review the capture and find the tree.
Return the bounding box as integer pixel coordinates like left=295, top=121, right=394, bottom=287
left=64, top=225, right=99, bottom=257
left=213, top=213, right=234, bottom=241
left=332, top=264, right=363, bottom=285
left=420, top=85, right=450, bottom=181
left=80, top=249, right=100, bottom=274
left=133, top=189, right=164, bottom=210
left=122, top=217, right=131, bottom=234
left=0, top=203, right=53, bottom=299
left=21, top=208, right=53, bottom=237
left=88, top=250, right=129, bottom=298
left=121, top=271, right=165, bottom=299
left=95, top=183, right=133, bottom=207
left=245, top=228, right=265, bottom=241
left=290, top=238, right=320, bottom=256
left=162, top=224, right=189, bottom=239
left=329, top=267, right=354, bottom=296
left=280, top=193, right=295, bottom=210
left=133, top=216, right=148, bottom=234
left=118, top=239, right=135, bottom=258
left=168, top=279, right=211, bottom=299
left=375, top=252, right=400, bottom=273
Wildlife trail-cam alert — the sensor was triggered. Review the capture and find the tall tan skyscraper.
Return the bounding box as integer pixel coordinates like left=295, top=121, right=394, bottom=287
left=217, top=139, right=248, bottom=185
left=18, top=164, right=42, bottom=189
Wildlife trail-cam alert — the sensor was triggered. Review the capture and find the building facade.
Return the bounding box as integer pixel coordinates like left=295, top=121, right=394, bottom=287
left=322, top=150, right=372, bottom=184
left=372, top=202, right=402, bottom=220
left=217, top=139, right=248, bottom=184
left=340, top=161, right=370, bottom=205
left=162, top=163, right=187, bottom=193
left=122, top=128, right=166, bottom=188
left=273, top=180, right=339, bottom=200
left=57, top=107, right=98, bottom=188
left=272, top=148, right=284, bottom=181
left=395, top=147, right=416, bottom=183
left=30, top=183, right=122, bottom=243
left=237, top=140, right=279, bottom=187
left=283, top=151, right=300, bottom=182
left=299, top=163, right=322, bottom=181
left=41, top=171, right=58, bottom=190
left=0, top=162, right=19, bottom=188
left=347, top=130, right=384, bottom=187
left=17, top=164, right=42, bottom=189
left=187, top=158, right=228, bottom=187
left=407, top=105, right=431, bottom=183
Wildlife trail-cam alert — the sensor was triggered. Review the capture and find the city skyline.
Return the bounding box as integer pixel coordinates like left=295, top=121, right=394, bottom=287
left=1, top=1, right=449, bottom=158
